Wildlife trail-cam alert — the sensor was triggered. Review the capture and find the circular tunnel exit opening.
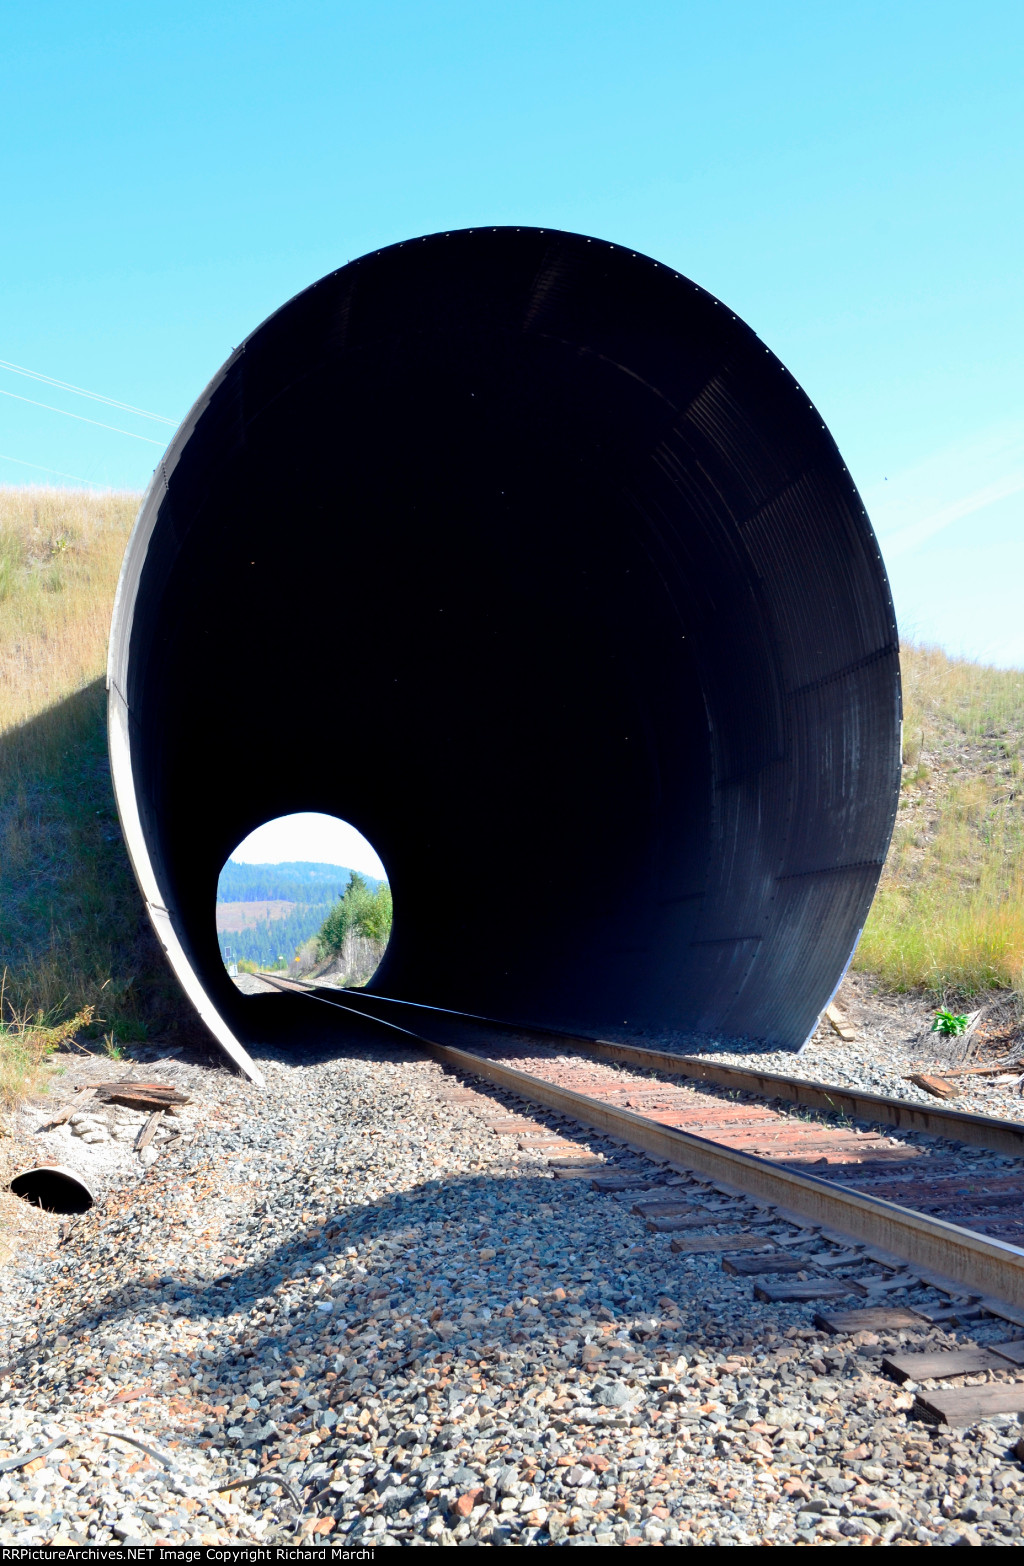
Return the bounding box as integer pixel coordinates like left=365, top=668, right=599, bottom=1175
left=216, top=812, right=391, bottom=990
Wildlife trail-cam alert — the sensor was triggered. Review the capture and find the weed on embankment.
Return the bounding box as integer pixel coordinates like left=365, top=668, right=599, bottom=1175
left=857, top=642, right=1024, bottom=1010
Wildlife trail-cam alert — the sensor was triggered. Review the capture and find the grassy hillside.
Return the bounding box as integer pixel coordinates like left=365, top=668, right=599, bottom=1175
left=856, top=642, right=1024, bottom=1007
left=0, top=488, right=192, bottom=1097
left=216, top=899, right=299, bottom=932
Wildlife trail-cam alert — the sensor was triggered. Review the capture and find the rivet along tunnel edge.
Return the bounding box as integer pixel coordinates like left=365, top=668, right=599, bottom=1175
left=107, top=227, right=902, bottom=1086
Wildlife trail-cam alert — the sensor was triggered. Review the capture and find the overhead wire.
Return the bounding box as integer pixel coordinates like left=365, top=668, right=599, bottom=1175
left=0, top=387, right=166, bottom=445
left=0, top=358, right=176, bottom=426
left=0, top=452, right=109, bottom=487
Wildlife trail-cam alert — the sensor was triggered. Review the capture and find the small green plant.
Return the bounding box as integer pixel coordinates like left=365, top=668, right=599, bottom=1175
left=931, top=1010, right=969, bottom=1037
left=0, top=975, right=95, bottom=1107
left=101, top=1031, right=125, bottom=1059
left=105, top=1015, right=149, bottom=1043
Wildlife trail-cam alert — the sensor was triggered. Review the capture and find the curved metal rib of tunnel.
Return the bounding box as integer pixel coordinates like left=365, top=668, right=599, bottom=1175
left=107, top=226, right=901, bottom=1083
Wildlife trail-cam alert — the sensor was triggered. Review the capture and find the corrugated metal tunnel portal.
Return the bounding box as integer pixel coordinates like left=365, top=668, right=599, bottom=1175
left=108, top=227, right=901, bottom=1079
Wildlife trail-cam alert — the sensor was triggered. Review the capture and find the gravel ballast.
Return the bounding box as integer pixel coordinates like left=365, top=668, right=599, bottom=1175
left=595, top=971, right=1024, bottom=1123
left=2, top=1025, right=1024, bottom=1547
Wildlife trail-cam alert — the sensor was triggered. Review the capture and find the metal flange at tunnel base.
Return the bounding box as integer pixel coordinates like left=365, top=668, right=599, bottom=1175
left=429, top=1041, right=1024, bottom=1315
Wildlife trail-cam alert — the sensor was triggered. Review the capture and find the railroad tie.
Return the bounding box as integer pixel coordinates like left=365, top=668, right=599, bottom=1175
left=814, top=1305, right=929, bottom=1333
left=881, top=1345, right=1024, bottom=1383
left=914, top=1383, right=1024, bottom=1426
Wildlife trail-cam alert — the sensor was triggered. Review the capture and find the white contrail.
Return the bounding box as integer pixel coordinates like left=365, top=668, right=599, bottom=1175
left=879, top=471, right=1024, bottom=558
left=867, top=417, right=1024, bottom=560
left=0, top=451, right=107, bottom=486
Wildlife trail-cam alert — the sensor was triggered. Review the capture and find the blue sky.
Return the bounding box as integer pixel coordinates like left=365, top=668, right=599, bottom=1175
left=2, top=0, right=1022, bottom=665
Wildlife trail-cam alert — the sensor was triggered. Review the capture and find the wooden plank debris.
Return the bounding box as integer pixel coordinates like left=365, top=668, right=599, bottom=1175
left=906, top=1073, right=959, bottom=1100
left=815, top=1306, right=928, bottom=1333
left=914, top=1384, right=1024, bottom=1425
left=39, top=1092, right=96, bottom=1130
left=825, top=1003, right=858, bottom=1042
left=80, top=1080, right=189, bottom=1112
left=134, top=1111, right=164, bottom=1152
left=946, top=1063, right=1022, bottom=1078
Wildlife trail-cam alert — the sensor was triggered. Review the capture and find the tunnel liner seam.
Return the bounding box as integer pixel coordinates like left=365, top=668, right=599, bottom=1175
left=786, top=640, right=901, bottom=700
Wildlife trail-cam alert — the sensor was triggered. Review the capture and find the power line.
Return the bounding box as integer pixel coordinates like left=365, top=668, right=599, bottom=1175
left=0, top=358, right=176, bottom=426
left=0, top=387, right=166, bottom=445
left=0, top=452, right=111, bottom=487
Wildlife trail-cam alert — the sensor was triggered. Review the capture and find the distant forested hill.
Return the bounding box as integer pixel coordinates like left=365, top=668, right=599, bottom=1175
left=216, top=860, right=382, bottom=904
left=215, top=861, right=384, bottom=969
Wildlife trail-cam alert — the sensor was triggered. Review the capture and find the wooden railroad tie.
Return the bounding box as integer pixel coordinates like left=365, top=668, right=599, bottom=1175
left=722, top=1253, right=807, bottom=1277
left=669, top=1234, right=778, bottom=1256
left=881, top=1344, right=1024, bottom=1383
left=631, top=1198, right=700, bottom=1220
left=815, top=1306, right=929, bottom=1333
left=755, top=1280, right=867, bottom=1304
left=914, top=1384, right=1024, bottom=1426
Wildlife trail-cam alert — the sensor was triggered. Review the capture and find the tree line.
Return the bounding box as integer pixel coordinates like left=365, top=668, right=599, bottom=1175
left=316, top=872, right=393, bottom=957
left=218, top=869, right=392, bottom=972
left=217, top=859, right=381, bottom=905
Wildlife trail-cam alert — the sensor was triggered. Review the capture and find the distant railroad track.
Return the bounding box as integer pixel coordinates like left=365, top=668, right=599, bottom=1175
left=253, top=972, right=1024, bottom=1424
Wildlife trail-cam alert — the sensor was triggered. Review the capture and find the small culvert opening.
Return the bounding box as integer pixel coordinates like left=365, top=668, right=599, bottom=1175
left=11, top=1165, right=94, bottom=1214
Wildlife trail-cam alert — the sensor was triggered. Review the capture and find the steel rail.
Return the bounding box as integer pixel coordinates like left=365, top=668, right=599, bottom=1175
left=302, top=985, right=1024, bottom=1159
left=255, top=973, right=1024, bottom=1315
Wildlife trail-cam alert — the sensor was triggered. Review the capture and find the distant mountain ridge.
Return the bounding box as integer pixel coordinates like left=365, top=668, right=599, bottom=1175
left=217, top=859, right=384, bottom=905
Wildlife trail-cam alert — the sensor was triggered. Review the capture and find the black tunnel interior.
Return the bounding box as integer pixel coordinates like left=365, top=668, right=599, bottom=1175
left=108, top=227, right=901, bottom=1063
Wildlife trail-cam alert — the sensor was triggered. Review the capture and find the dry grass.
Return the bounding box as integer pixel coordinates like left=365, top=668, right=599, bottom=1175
left=0, top=488, right=193, bottom=1111
left=856, top=642, right=1024, bottom=1006
left=0, top=983, right=94, bottom=1111
left=0, top=488, right=135, bottom=737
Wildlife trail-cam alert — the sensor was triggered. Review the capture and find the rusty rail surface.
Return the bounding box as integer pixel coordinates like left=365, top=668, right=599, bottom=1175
left=313, top=986, right=1024, bottom=1159
left=254, top=974, right=1024, bottom=1316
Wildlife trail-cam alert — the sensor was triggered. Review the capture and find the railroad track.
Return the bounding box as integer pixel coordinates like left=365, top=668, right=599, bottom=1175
left=253, top=973, right=1024, bottom=1429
